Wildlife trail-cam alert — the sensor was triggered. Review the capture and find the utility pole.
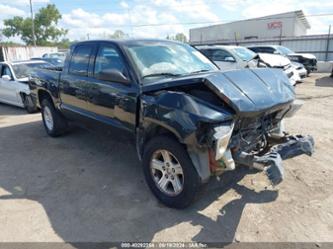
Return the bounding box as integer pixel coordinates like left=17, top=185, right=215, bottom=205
left=29, top=0, right=36, bottom=46
left=234, top=32, right=238, bottom=46
left=325, top=25, right=331, bottom=62
left=279, top=26, right=283, bottom=45
left=127, top=8, right=134, bottom=37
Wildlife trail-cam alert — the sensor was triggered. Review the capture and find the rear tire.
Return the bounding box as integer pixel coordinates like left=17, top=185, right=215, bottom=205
left=142, top=135, right=201, bottom=209
left=22, top=94, right=38, bottom=113
left=41, top=98, right=68, bottom=137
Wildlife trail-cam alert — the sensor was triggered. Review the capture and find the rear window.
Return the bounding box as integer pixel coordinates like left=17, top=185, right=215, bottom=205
left=69, top=45, right=93, bottom=76
left=249, top=47, right=275, bottom=54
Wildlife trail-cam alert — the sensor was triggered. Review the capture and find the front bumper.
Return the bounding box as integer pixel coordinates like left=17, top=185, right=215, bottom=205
left=233, top=135, right=315, bottom=185
left=297, top=68, right=308, bottom=78
left=305, top=64, right=317, bottom=72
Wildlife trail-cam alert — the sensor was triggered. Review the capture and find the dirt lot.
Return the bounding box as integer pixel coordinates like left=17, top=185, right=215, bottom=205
left=0, top=74, right=332, bottom=245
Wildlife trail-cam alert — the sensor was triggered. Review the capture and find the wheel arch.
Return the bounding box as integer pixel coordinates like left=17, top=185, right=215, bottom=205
left=137, top=121, right=211, bottom=183
left=37, top=89, right=55, bottom=107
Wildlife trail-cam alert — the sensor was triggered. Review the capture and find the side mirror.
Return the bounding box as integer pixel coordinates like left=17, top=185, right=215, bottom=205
left=273, top=51, right=280, bottom=55
left=224, top=56, right=236, bottom=62
left=96, top=69, right=130, bottom=84
left=1, top=75, right=12, bottom=81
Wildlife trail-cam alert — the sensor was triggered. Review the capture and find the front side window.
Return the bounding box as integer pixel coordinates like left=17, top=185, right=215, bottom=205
left=211, top=49, right=235, bottom=62
left=1, top=66, right=12, bottom=79
left=94, top=46, right=127, bottom=77
left=69, top=45, right=93, bottom=76
left=125, top=42, right=217, bottom=83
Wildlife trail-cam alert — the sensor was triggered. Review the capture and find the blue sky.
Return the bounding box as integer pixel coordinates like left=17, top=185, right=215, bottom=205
left=1, top=0, right=333, bottom=42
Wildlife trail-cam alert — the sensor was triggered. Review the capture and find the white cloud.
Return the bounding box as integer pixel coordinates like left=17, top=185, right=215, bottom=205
left=0, top=4, right=25, bottom=16
left=2, top=0, right=332, bottom=42
left=60, top=4, right=186, bottom=40
left=152, top=0, right=219, bottom=22
left=0, top=0, right=49, bottom=6
left=120, top=1, right=129, bottom=9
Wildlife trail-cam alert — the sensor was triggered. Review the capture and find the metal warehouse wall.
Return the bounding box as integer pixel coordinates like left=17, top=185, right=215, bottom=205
left=191, top=35, right=333, bottom=61
left=0, top=46, right=58, bottom=62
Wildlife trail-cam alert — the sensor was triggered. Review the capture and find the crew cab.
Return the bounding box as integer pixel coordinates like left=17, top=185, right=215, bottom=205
left=29, top=40, right=314, bottom=208
left=247, top=45, right=317, bottom=74
left=0, top=60, right=50, bottom=113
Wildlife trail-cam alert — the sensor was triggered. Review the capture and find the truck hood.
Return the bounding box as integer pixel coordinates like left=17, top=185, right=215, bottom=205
left=258, top=53, right=291, bottom=67
left=142, top=68, right=295, bottom=116
left=288, top=53, right=316, bottom=60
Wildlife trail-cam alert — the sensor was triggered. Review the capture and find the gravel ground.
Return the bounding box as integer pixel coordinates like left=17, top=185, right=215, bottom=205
left=0, top=73, right=332, bottom=246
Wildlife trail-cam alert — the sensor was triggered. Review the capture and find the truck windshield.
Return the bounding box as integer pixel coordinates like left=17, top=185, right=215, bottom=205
left=12, top=62, right=50, bottom=79
left=276, top=46, right=294, bottom=55
left=232, top=47, right=257, bottom=61
left=125, top=42, right=217, bottom=81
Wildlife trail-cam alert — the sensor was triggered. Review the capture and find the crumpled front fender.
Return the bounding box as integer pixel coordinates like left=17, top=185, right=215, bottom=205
left=137, top=91, right=234, bottom=182
left=140, top=91, right=234, bottom=145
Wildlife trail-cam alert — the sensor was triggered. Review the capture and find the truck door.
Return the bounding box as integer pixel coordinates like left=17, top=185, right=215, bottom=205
left=0, top=65, right=20, bottom=106
left=59, top=44, right=95, bottom=117
left=85, top=43, right=139, bottom=132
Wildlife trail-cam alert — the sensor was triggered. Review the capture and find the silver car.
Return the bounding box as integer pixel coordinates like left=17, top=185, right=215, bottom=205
left=0, top=60, right=50, bottom=113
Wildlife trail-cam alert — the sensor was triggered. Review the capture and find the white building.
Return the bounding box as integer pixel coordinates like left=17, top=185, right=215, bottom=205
left=190, top=10, right=311, bottom=43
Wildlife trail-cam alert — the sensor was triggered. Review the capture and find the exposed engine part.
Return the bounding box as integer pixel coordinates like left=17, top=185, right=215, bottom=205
left=232, top=135, right=315, bottom=185
left=229, top=111, right=281, bottom=153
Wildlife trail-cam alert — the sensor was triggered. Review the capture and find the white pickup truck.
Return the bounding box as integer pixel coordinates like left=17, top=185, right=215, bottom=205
left=0, top=60, right=50, bottom=113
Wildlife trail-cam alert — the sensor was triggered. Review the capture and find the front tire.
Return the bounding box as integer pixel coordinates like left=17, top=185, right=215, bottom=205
left=142, top=135, right=201, bottom=209
left=41, top=98, right=68, bottom=137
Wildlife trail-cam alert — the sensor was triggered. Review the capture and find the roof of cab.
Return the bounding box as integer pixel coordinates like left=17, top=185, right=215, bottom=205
left=72, top=38, right=185, bottom=47
left=196, top=45, right=242, bottom=50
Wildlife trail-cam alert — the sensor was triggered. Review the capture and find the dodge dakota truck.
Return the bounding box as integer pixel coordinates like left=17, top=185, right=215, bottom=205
left=29, top=39, right=314, bottom=208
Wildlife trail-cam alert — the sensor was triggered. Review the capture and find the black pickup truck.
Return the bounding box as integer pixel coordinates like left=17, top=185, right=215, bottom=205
left=29, top=39, right=314, bottom=208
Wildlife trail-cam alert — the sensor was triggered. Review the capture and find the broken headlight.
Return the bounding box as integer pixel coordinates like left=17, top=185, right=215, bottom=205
left=213, top=122, right=234, bottom=161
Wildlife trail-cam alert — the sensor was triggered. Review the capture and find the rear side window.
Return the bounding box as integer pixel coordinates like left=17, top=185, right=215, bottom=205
left=69, top=45, right=93, bottom=76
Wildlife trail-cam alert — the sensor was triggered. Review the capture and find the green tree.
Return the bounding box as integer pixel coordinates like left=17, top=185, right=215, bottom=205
left=174, top=33, right=187, bottom=43
left=165, top=33, right=188, bottom=43
left=108, top=30, right=128, bottom=39
left=3, top=4, right=67, bottom=46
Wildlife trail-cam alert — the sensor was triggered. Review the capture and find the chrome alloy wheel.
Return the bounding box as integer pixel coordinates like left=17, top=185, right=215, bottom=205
left=43, top=106, right=54, bottom=131
left=150, top=149, right=184, bottom=196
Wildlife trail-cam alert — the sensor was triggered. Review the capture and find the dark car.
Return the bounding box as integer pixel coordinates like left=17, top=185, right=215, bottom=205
left=248, top=45, right=317, bottom=74
left=29, top=39, right=314, bottom=208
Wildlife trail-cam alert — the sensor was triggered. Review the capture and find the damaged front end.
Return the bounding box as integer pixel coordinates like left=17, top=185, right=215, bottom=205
left=140, top=68, right=314, bottom=186
left=209, top=116, right=315, bottom=185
